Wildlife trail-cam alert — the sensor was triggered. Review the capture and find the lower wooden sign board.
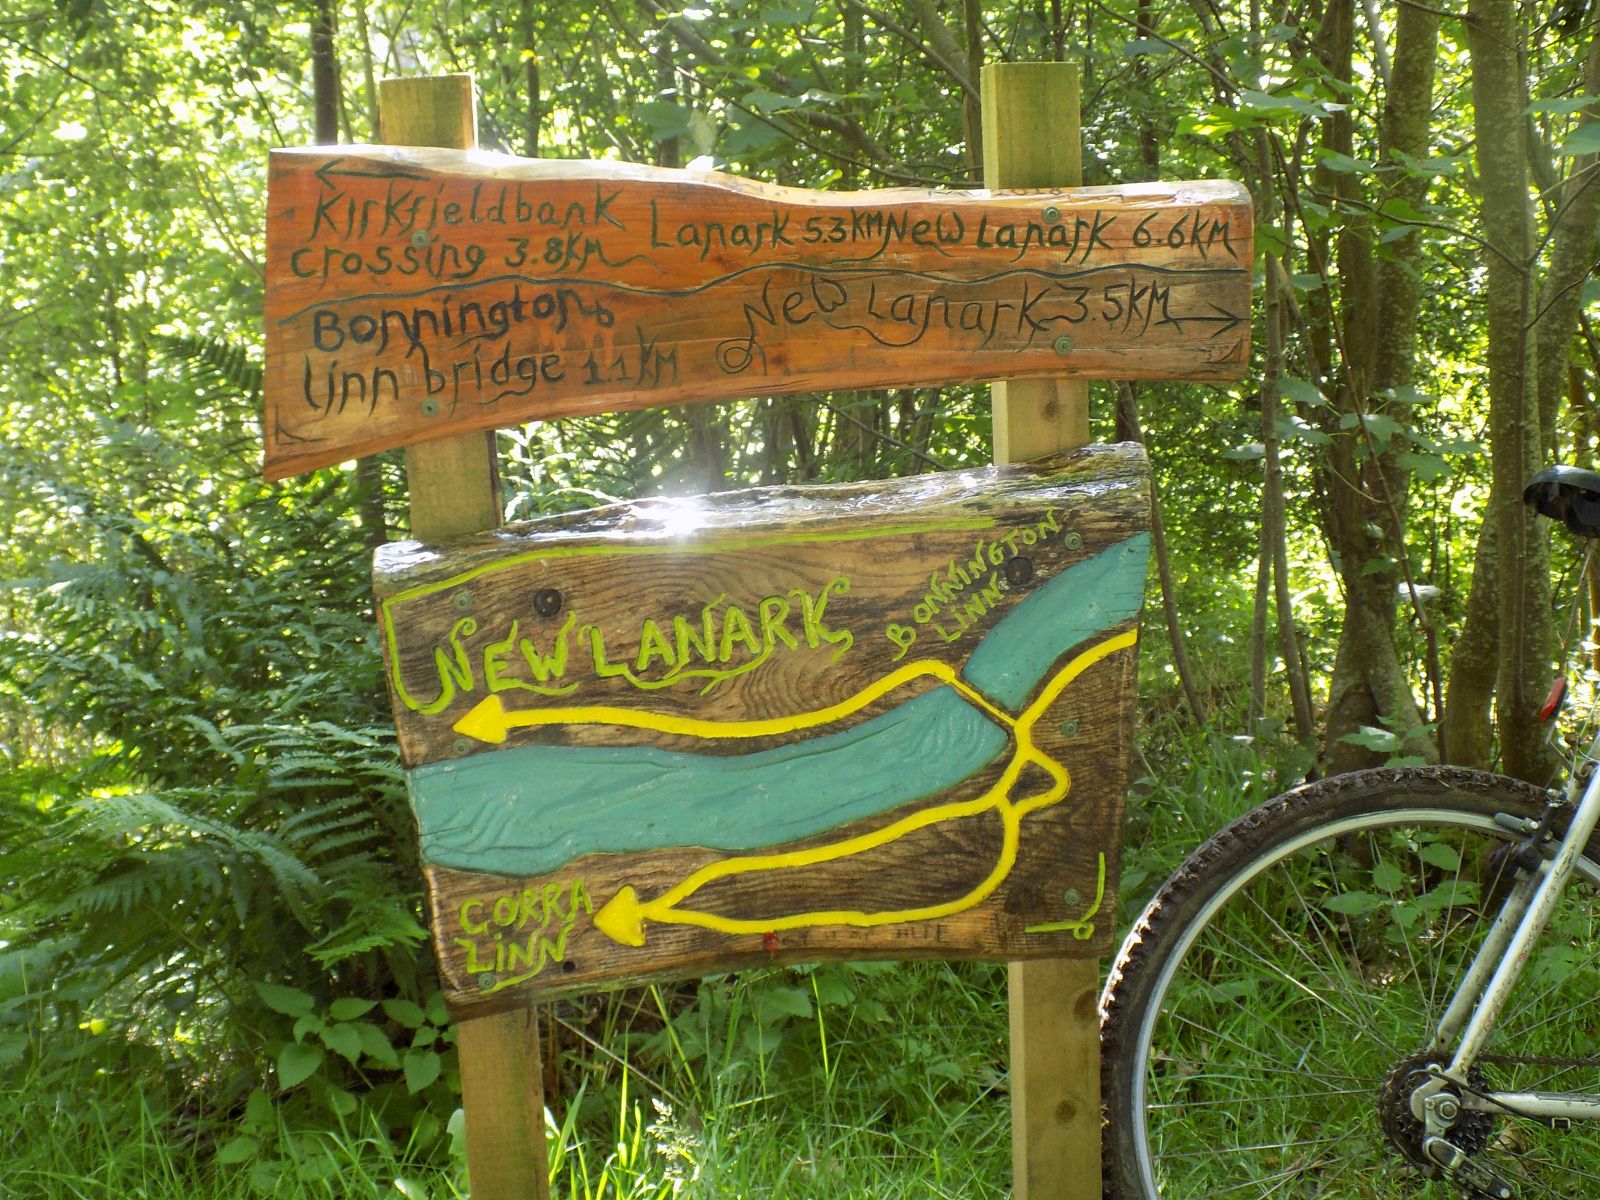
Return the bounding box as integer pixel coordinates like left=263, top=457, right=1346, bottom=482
left=374, top=443, right=1150, bottom=1011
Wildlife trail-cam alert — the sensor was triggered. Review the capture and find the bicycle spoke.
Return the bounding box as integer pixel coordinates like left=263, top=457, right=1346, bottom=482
left=1104, top=777, right=1600, bottom=1200
left=1254, top=872, right=1386, bottom=1014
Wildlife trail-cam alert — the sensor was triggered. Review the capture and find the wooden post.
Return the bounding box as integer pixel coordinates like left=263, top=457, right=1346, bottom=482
left=982, top=62, right=1103, bottom=1200
left=379, top=74, right=550, bottom=1200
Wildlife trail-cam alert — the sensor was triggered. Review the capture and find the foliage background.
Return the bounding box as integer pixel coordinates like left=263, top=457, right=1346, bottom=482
left=2, top=0, right=1597, bottom=1193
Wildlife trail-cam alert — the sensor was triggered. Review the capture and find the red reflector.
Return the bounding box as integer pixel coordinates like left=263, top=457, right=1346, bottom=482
left=1540, top=676, right=1568, bottom=722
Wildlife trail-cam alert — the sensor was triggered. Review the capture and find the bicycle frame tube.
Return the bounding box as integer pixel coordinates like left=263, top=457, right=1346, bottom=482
left=1429, top=867, right=1541, bottom=1054
left=1462, top=1091, right=1600, bottom=1121
left=1443, top=740, right=1600, bottom=1083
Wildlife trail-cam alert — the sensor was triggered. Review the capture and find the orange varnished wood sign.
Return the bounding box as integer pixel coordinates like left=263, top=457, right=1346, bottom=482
left=263, top=147, right=1251, bottom=478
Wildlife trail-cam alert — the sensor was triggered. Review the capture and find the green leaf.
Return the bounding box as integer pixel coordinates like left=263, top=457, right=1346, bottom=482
left=1557, top=123, right=1600, bottom=157
left=811, top=971, right=856, bottom=1008
left=425, top=991, right=450, bottom=1027
left=1239, top=88, right=1324, bottom=118
left=243, top=1090, right=273, bottom=1130
left=321, top=1021, right=363, bottom=1063
left=1372, top=861, right=1405, bottom=892
left=635, top=100, right=692, bottom=140
left=328, top=997, right=376, bottom=1021
left=1397, top=451, right=1451, bottom=482
left=1528, top=94, right=1599, bottom=115
left=744, top=87, right=794, bottom=114
left=1320, top=890, right=1383, bottom=915
left=255, top=981, right=315, bottom=1018
left=354, top=1021, right=401, bottom=1069
left=383, top=998, right=427, bottom=1029
left=742, top=1022, right=784, bottom=1055
left=1280, top=376, right=1326, bottom=407
left=217, top=1136, right=260, bottom=1165
left=686, top=110, right=718, bottom=156
left=1417, top=880, right=1479, bottom=910
left=277, top=1041, right=325, bottom=1089
left=322, top=1085, right=358, bottom=1118
left=1419, top=842, right=1462, bottom=871
left=403, top=1047, right=442, bottom=1094
left=292, top=1014, right=325, bottom=1042
left=1339, top=726, right=1400, bottom=752
left=755, top=985, right=813, bottom=1023
left=1320, top=151, right=1375, bottom=173
left=1275, top=413, right=1331, bottom=445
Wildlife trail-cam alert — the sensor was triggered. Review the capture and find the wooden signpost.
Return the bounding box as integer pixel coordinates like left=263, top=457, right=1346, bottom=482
left=263, top=147, right=1249, bottom=479
left=264, top=66, right=1251, bottom=1200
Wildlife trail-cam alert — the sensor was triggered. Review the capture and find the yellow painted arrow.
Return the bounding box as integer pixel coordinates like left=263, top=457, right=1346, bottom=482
left=588, top=628, right=1135, bottom=945
left=452, top=655, right=1010, bottom=745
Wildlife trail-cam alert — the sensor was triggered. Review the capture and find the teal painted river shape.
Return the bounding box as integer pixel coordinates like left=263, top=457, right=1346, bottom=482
left=411, top=532, right=1149, bottom=876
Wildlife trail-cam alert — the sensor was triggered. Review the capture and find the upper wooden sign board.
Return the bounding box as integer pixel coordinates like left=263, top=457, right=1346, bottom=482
left=264, top=147, right=1252, bottom=478
left=374, top=443, right=1149, bottom=1011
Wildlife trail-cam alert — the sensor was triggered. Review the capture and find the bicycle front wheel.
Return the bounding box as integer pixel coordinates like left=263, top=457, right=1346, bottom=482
left=1101, top=766, right=1600, bottom=1199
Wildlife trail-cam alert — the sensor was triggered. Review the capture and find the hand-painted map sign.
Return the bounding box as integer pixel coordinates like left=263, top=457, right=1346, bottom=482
left=264, top=146, right=1251, bottom=478
left=373, top=443, right=1150, bottom=1011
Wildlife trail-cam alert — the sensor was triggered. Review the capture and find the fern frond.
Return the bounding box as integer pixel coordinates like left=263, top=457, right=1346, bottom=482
left=152, top=333, right=263, bottom=403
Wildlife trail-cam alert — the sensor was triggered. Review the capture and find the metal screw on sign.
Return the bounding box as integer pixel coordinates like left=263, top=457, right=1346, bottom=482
left=1062, top=888, right=1081, bottom=907
left=420, top=398, right=440, bottom=417
left=411, top=229, right=432, bottom=246
left=453, top=590, right=474, bottom=611
left=1042, top=204, right=1062, bottom=223
left=533, top=588, right=563, bottom=618
left=1004, top=556, right=1035, bottom=587
left=452, top=738, right=471, bottom=755
left=478, top=972, right=497, bottom=990
left=1064, top=531, right=1085, bottom=552
left=1052, top=335, right=1074, bottom=355
left=1059, top=718, right=1080, bottom=737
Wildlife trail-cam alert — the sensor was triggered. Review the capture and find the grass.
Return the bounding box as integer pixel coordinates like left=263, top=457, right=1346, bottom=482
left=2, top=712, right=1302, bottom=1199
left=2, top=961, right=1014, bottom=1199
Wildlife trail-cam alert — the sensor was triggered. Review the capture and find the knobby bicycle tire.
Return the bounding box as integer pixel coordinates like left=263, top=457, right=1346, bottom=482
left=1101, top=766, right=1600, bottom=1199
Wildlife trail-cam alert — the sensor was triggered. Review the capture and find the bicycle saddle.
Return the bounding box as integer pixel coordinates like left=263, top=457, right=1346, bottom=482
left=1524, top=464, right=1600, bottom=537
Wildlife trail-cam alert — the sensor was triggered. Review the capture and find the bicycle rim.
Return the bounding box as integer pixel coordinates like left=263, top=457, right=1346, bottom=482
left=1104, top=774, right=1600, bottom=1199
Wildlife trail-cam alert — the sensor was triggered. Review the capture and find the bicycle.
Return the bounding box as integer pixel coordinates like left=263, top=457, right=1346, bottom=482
left=1099, top=464, right=1600, bottom=1199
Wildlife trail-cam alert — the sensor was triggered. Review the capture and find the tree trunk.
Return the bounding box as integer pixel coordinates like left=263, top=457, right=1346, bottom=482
left=1115, top=381, right=1209, bottom=724
left=521, top=0, right=542, bottom=158
left=311, top=0, right=387, bottom=545
left=311, top=0, right=339, bottom=145
left=1534, top=29, right=1600, bottom=451
left=1466, top=0, right=1557, bottom=784
left=1441, top=518, right=1499, bottom=766
left=1316, top=0, right=1441, bottom=772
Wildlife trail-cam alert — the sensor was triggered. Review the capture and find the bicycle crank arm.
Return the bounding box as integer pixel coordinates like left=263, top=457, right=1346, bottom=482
left=1422, top=1137, right=1513, bottom=1200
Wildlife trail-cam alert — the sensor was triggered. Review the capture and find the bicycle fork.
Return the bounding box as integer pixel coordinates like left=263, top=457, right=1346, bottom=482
left=1411, top=757, right=1600, bottom=1196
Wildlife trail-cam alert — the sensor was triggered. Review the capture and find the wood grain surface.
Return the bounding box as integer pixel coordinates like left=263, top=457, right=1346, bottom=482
left=264, top=146, right=1251, bottom=477
left=375, top=443, right=1150, bottom=1011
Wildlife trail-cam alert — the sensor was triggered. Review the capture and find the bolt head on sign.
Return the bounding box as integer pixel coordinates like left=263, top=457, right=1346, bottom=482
left=262, top=146, right=1251, bottom=478
left=373, top=444, right=1151, bottom=1011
